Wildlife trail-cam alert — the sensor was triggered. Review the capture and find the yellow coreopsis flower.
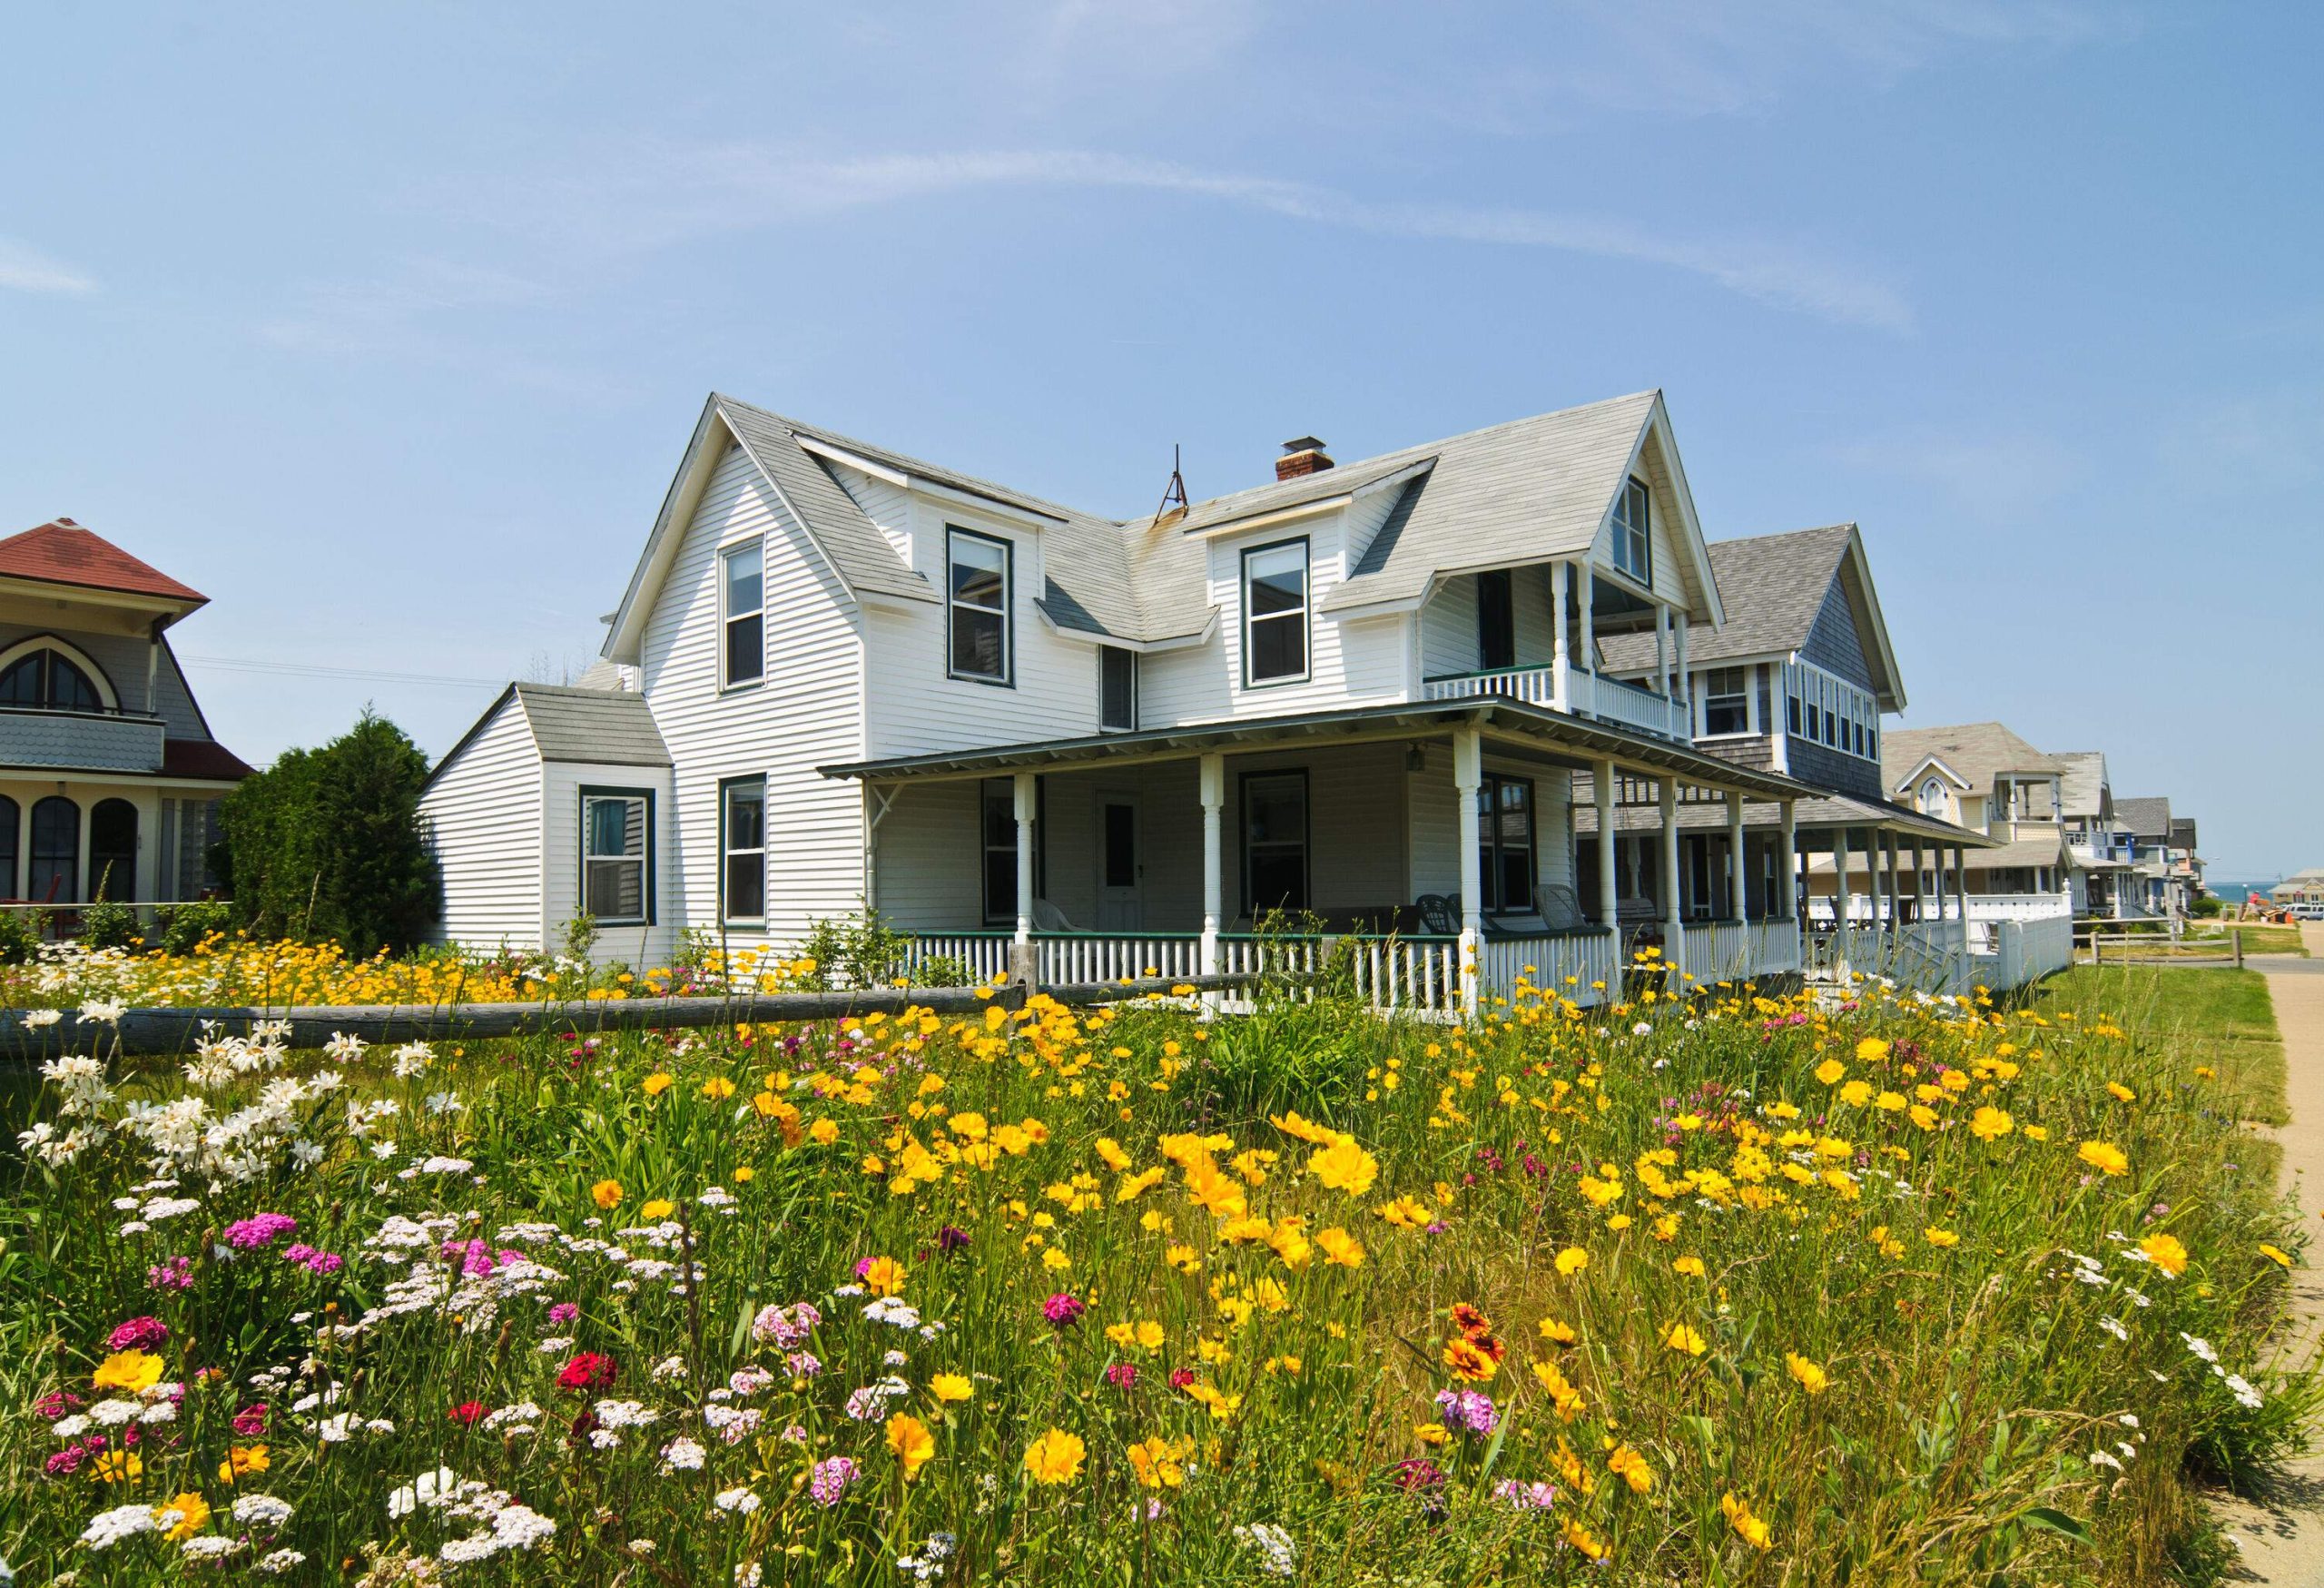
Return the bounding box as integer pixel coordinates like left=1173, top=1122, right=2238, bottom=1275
left=94, top=1350, right=164, bottom=1395
left=1814, top=1059, right=1846, bottom=1086
left=94, top=1449, right=143, bottom=1484
left=156, top=1490, right=211, bottom=1541
left=1855, top=1037, right=1891, bottom=1062
left=931, top=1373, right=973, bottom=1403
left=1554, top=1245, right=1589, bottom=1277
left=1315, top=1226, right=1365, bottom=1268
left=590, top=1179, right=624, bottom=1210
left=2260, top=1243, right=2294, bottom=1269
left=1538, top=1315, right=1578, bottom=1346
left=2106, top=1081, right=2137, bottom=1103
left=1308, top=1138, right=1381, bottom=1197
left=2140, top=1232, right=2189, bottom=1277
left=1673, top=1255, right=1706, bottom=1277
left=1442, top=1336, right=1500, bottom=1382
left=700, top=1076, right=736, bottom=1100
left=887, top=1413, right=936, bottom=1478
left=2078, top=1140, right=2130, bottom=1177
left=1924, top=1226, right=1960, bottom=1248
left=640, top=1198, right=676, bottom=1219
left=1662, top=1321, right=1707, bottom=1356
left=1969, top=1106, right=2014, bottom=1142
left=642, top=1071, right=675, bottom=1097
left=860, top=1256, right=907, bottom=1296
left=1785, top=1351, right=1829, bottom=1394
left=1721, top=1491, right=1773, bottom=1550
left=1607, top=1445, right=1654, bottom=1494
left=1024, top=1427, right=1086, bottom=1485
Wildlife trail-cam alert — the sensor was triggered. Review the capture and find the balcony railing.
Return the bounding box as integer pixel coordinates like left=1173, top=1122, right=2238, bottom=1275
left=1419, top=665, right=1689, bottom=741
left=0, top=705, right=165, bottom=773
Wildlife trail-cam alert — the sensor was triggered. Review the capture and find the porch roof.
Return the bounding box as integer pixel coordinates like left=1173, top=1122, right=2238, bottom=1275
left=819, top=698, right=1824, bottom=801
left=1572, top=788, right=1994, bottom=847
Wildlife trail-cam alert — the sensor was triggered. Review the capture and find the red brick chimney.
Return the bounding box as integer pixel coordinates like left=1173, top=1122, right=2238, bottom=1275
left=1275, top=436, right=1333, bottom=481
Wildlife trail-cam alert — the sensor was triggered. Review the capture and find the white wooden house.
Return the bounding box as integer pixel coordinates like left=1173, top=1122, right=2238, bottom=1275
left=423, top=390, right=2037, bottom=1007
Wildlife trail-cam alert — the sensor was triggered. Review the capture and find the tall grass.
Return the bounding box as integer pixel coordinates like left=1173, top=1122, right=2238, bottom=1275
left=0, top=965, right=2312, bottom=1583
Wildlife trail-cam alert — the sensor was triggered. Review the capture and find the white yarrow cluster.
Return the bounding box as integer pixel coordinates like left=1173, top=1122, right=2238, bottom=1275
left=1235, top=1522, right=1297, bottom=1578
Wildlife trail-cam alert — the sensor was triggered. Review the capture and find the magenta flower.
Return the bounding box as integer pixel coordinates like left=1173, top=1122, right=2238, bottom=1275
left=547, top=1302, right=579, bottom=1326
left=809, top=1455, right=859, bottom=1506
left=232, top=1403, right=269, bottom=1436
left=146, top=1256, right=196, bottom=1291
left=105, top=1316, right=168, bottom=1352
left=224, top=1213, right=299, bottom=1250
left=1041, top=1292, right=1087, bottom=1329
left=1105, top=1363, right=1137, bottom=1389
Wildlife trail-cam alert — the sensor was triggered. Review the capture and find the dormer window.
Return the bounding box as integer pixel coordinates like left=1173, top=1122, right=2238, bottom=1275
left=1610, top=478, right=1651, bottom=586
left=947, top=528, right=1012, bottom=685
left=1918, top=777, right=1946, bottom=818
left=1242, top=538, right=1310, bottom=686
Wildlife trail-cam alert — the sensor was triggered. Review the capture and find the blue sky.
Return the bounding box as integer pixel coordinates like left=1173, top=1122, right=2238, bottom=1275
left=3, top=3, right=2317, bottom=878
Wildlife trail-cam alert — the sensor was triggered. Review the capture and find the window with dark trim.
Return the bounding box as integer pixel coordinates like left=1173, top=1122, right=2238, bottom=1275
left=581, top=788, right=653, bottom=925
left=1700, top=666, right=1749, bottom=736
left=721, top=540, right=764, bottom=688
left=1241, top=770, right=1309, bottom=915
left=947, top=528, right=1012, bottom=685
left=1098, top=646, right=1137, bottom=731
left=0, top=794, right=17, bottom=898
left=1476, top=774, right=1536, bottom=912
left=720, top=777, right=765, bottom=923
left=0, top=647, right=105, bottom=711
left=1610, top=478, right=1651, bottom=586
left=29, top=794, right=77, bottom=904
left=1241, top=538, right=1309, bottom=686
left=980, top=777, right=1047, bottom=923
left=1476, top=568, right=1515, bottom=671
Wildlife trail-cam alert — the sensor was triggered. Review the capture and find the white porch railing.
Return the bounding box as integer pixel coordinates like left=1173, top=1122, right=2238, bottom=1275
left=1418, top=666, right=1689, bottom=742
left=1965, top=894, right=2074, bottom=922
left=1476, top=931, right=1622, bottom=1004
left=1039, top=933, right=1203, bottom=984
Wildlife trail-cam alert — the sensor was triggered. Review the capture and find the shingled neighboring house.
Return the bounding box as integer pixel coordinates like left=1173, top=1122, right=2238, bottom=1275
left=0, top=518, right=253, bottom=908
left=1879, top=721, right=2077, bottom=927
left=2113, top=796, right=2199, bottom=917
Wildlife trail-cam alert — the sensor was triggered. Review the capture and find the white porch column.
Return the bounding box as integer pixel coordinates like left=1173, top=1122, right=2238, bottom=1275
left=1198, top=753, right=1225, bottom=990
left=1577, top=567, right=1595, bottom=709
left=1911, top=840, right=1926, bottom=923
left=1882, top=832, right=1900, bottom=925
left=1453, top=725, right=1484, bottom=1015
left=1836, top=828, right=1856, bottom=927
left=1953, top=844, right=1968, bottom=923
left=1726, top=791, right=1747, bottom=922
left=1674, top=613, right=1691, bottom=709
left=1659, top=774, right=1683, bottom=987
left=1012, top=770, right=1037, bottom=958
left=1653, top=606, right=1670, bottom=697
left=1594, top=758, right=1618, bottom=938
left=1550, top=561, right=1572, bottom=710
left=1777, top=801, right=1797, bottom=921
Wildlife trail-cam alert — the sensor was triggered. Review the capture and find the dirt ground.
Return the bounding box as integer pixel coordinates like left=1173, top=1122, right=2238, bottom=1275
left=2210, top=923, right=2324, bottom=1583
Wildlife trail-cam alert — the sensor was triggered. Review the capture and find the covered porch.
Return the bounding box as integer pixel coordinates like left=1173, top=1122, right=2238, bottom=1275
left=822, top=701, right=1818, bottom=1013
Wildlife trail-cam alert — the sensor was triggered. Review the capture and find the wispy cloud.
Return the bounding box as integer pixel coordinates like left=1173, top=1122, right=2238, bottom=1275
left=1827, top=425, right=2086, bottom=515
left=0, top=237, right=96, bottom=295
left=508, top=145, right=1915, bottom=331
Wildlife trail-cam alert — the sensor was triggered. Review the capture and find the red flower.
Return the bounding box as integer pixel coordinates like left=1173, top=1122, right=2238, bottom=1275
left=448, top=1400, right=486, bottom=1425
left=556, top=1352, right=618, bottom=1392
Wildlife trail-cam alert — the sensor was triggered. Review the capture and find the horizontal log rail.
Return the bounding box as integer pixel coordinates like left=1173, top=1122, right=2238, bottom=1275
left=0, top=967, right=1340, bottom=1060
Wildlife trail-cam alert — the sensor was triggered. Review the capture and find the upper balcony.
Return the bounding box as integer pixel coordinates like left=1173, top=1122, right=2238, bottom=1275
left=0, top=705, right=166, bottom=773
left=1422, top=664, right=1689, bottom=740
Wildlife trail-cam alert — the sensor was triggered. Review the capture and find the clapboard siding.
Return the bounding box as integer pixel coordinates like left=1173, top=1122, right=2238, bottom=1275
left=0, top=622, right=210, bottom=740
left=1418, top=566, right=1562, bottom=679
left=419, top=695, right=544, bottom=949
left=638, top=443, right=866, bottom=953
left=542, top=761, right=677, bottom=967
left=826, top=461, right=916, bottom=566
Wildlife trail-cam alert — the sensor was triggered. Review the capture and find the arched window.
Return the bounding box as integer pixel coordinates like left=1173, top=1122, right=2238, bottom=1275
left=0, top=795, right=18, bottom=897
left=0, top=647, right=105, bottom=711
left=90, top=799, right=137, bottom=902
left=1917, top=778, right=1946, bottom=818
left=29, top=796, right=78, bottom=903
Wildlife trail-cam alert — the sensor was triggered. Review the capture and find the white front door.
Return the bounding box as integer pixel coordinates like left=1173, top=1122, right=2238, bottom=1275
left=1096, top=792, right=1142, bottom=930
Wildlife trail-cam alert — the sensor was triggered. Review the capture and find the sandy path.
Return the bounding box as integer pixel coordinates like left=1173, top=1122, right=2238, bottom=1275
left=2211, top=922, right=2324, bottom=1583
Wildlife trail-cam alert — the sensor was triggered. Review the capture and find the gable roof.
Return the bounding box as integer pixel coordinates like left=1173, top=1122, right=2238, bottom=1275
left=425, top=684, right=671, bottom=791
left=1592, top=523, right=1903, bottom=705
left=2115, top=796, right=2172, bottom=841
left=2053, top=751, right=2111, bottom=820
left=1881, top=722, right=2064, bottom=799
left=0, top=519, right=207, bottom=607
left=607, top=390, right=1722, bottom=661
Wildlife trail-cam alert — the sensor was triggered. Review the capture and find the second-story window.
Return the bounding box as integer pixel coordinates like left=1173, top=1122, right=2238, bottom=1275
left=0, top=648, right=104, bottom=712
left=1243, top=538, right=1309, bottom=686
left=948, top=528, right=1012, bottom=685
left=1476, top=568, right=1514, bottom=671
left=1700, top=666, right=1749, bottom=735
left=1610, top=478, right=1651, bottom=586
left=722, top=540, right=763, bottom=688
left=1098, top=646, right=1137, bottom=731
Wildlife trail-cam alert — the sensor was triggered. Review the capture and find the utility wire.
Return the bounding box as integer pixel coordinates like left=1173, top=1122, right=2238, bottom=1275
left=177, top=655, right=507, bottom=690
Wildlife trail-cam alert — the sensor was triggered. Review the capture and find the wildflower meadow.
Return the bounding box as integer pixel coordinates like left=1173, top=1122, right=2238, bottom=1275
left=1, top=938, right=2313, bottom=1584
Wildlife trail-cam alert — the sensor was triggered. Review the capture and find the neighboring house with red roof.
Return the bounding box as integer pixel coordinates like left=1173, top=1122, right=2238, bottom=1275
left=0, top=518, right=253, bottom=905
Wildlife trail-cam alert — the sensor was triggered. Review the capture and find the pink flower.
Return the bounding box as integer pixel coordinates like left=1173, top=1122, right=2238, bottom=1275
left=1041, top=1292, right=1087, bottom=1329
left=547, top=1302, right=579, bottom=1325
left=232, top=1403, right=269, bottom=1436
left=1105, top=1363, right=1137, bottom=1389
left=224, top=1213, right=298, bottom=1250
left=105, top=1316, right=169, bottom=1353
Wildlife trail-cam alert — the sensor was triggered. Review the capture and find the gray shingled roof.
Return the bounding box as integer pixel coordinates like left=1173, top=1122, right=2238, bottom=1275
left=685, top=390, right=1697, bottom=648
left=1881, top=722, right=2064, bottom=797
left=513, top=684, right=670, bottom=766
left=1599, top=524, right=1852, bottom=669
left=2115, top=796, right=2172, bottom=841
left=2054, top=751, right=2110, bottom=820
